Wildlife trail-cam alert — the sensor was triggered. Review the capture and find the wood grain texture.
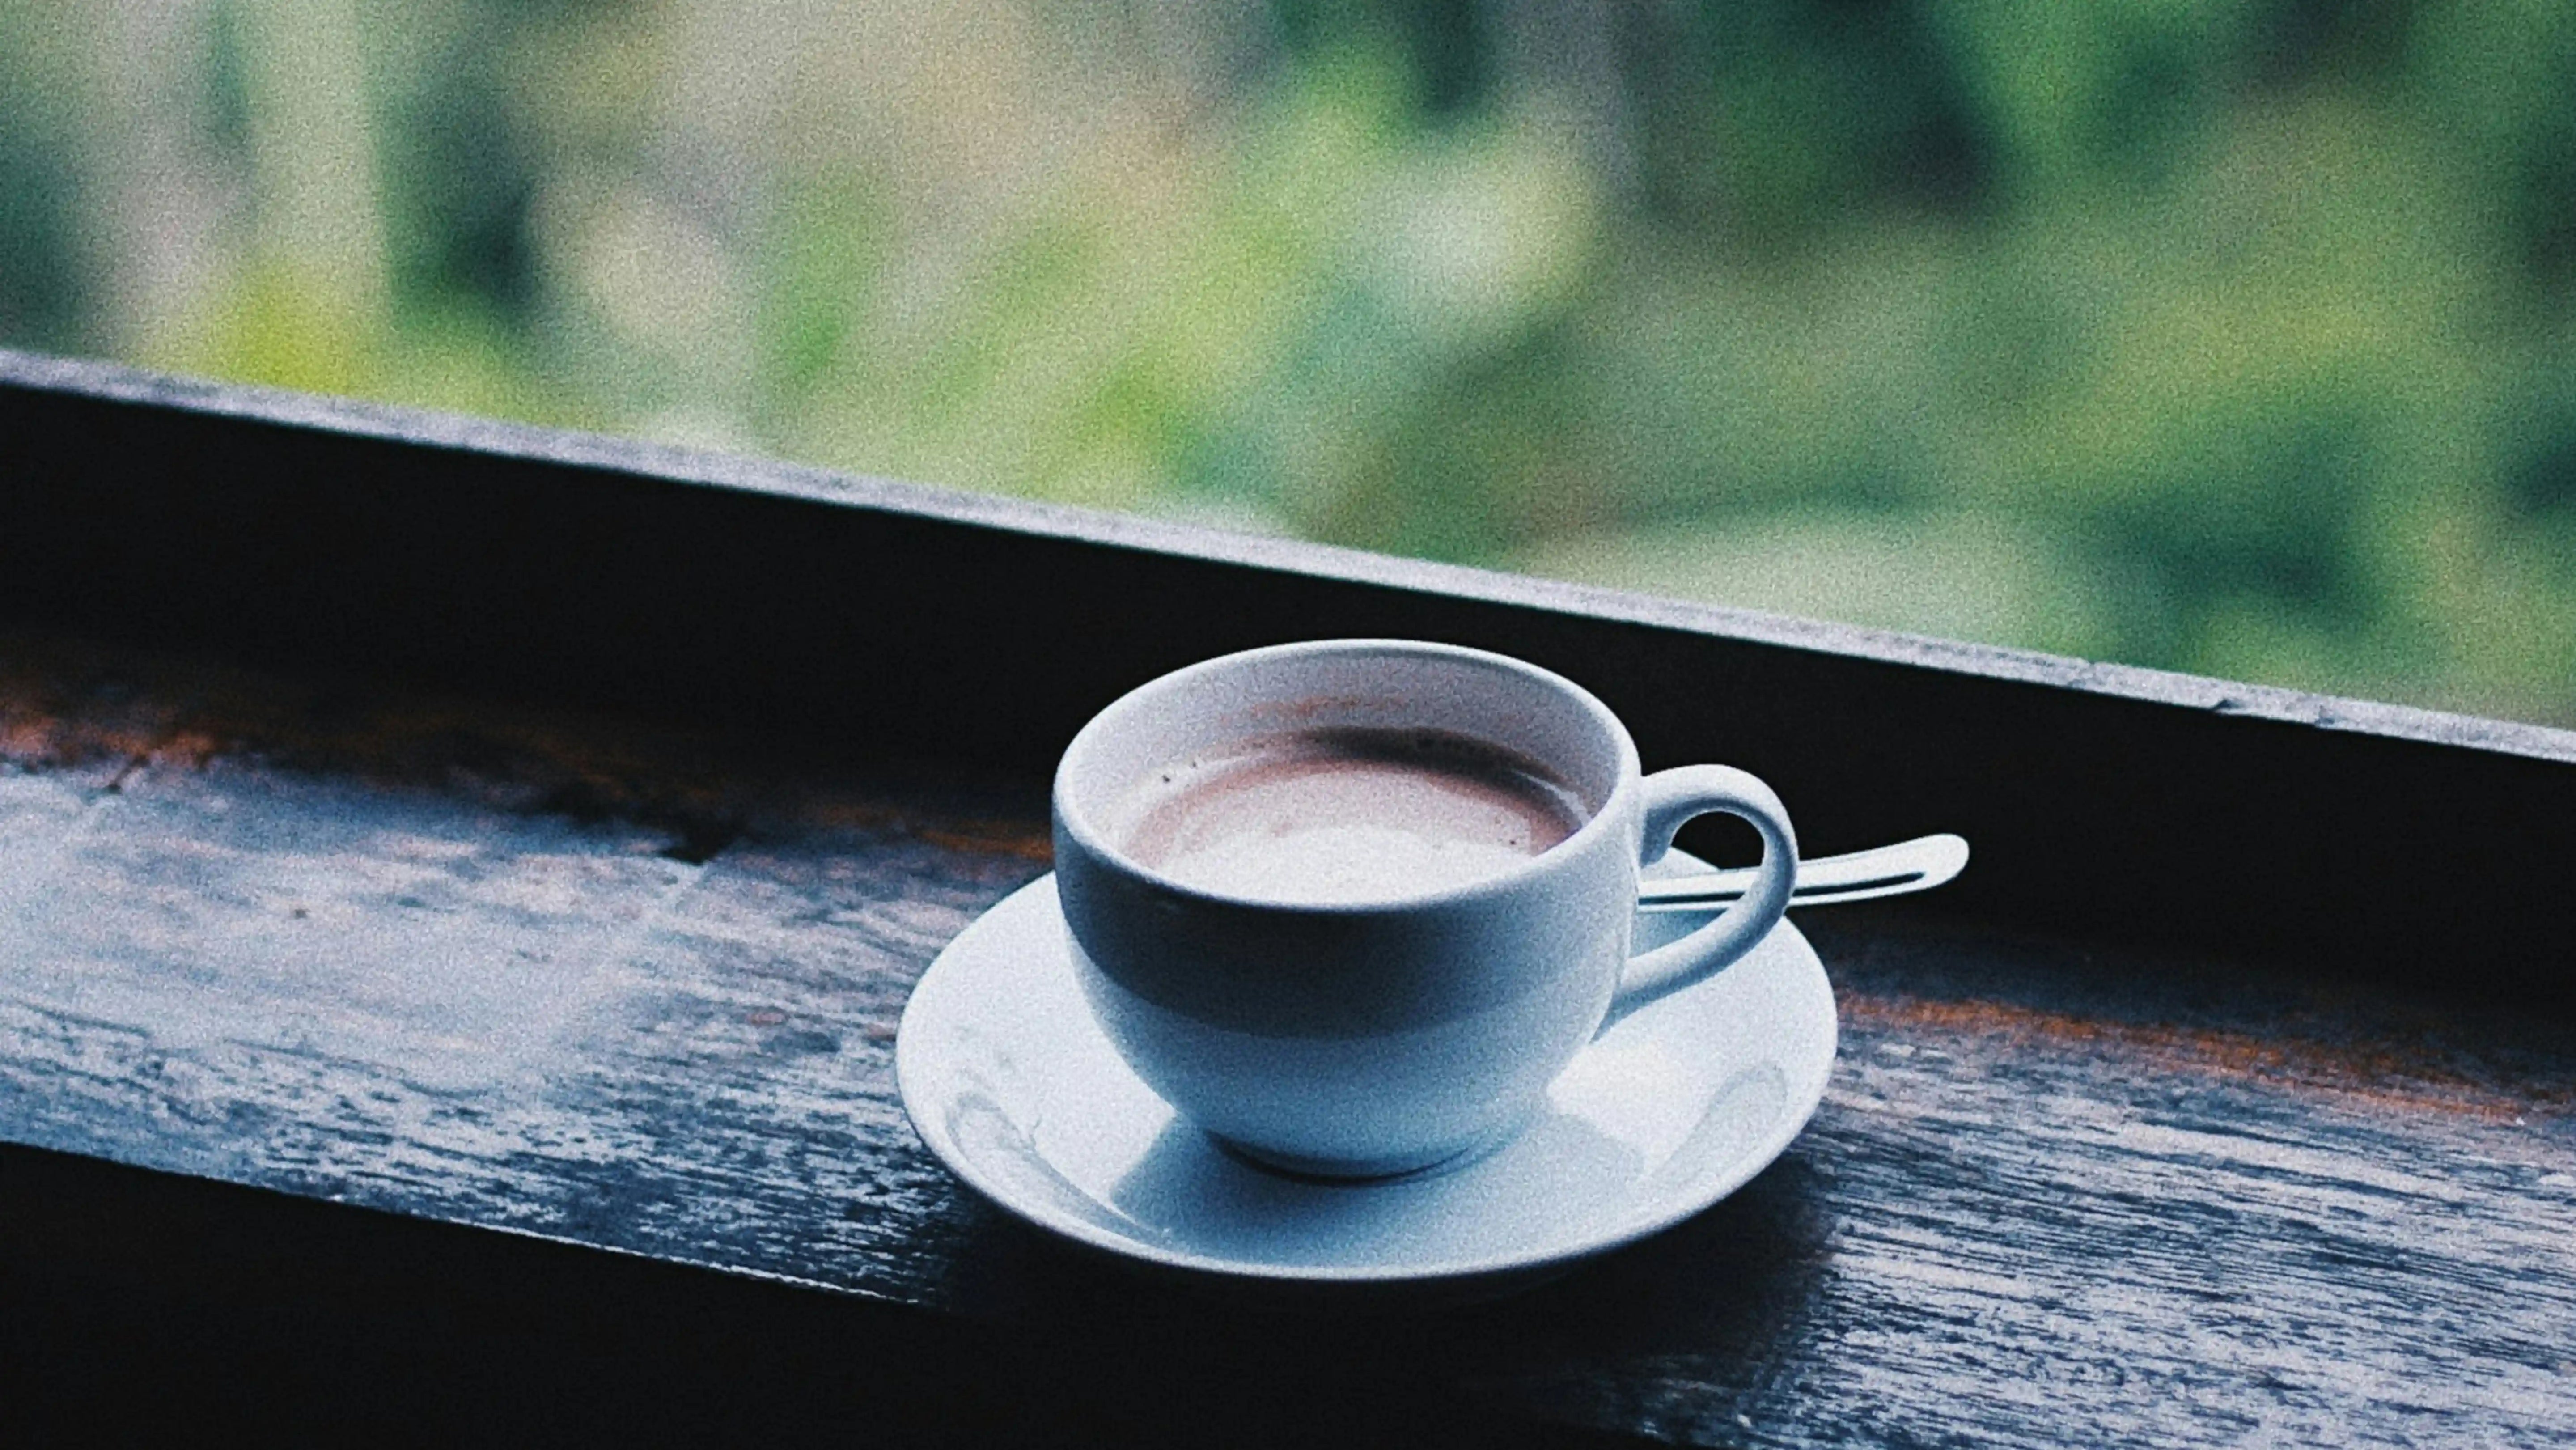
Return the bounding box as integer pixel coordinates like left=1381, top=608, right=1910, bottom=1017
left=3, top=632, right=2573, bottom=1446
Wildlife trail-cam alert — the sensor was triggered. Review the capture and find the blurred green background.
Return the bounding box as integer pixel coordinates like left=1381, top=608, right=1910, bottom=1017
left=7, top=1, right=2576, bottom=722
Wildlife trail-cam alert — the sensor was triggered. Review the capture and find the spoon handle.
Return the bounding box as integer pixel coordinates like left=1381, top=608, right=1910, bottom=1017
left=1638, top=833, right=1969, bottom=914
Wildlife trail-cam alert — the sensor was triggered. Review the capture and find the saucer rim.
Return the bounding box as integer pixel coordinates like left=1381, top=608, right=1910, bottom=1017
left=893, top=865, right=1836, bottom=1285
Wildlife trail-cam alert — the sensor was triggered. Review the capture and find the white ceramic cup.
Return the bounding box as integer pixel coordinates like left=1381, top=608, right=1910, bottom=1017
left=1051, top=639, right=1796, bottom=1178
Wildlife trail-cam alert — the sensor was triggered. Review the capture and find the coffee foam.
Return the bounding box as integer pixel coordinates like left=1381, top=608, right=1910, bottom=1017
left=1113, top=728, right=1588, bottom=904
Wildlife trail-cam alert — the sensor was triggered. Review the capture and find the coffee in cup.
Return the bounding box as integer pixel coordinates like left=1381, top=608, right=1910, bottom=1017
left=1052, top=640, right=1796, bottom=1179
left=1107, top=726, right=1587, bottom=904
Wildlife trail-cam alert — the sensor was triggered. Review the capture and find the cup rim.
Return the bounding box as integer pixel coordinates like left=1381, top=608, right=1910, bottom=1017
left=1053, top=638, right=1641, bottom=914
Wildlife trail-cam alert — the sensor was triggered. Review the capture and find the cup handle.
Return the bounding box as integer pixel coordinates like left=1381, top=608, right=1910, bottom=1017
left=1611, top=765, right=1797, bottom=1017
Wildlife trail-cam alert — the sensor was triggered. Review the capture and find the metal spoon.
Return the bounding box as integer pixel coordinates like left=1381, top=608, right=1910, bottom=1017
left=1639, top=832, right=1969, bottom=914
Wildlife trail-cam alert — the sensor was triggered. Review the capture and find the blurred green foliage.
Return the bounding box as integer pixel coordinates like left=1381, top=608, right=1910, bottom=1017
left=6, top=0, right=2576, bottom=721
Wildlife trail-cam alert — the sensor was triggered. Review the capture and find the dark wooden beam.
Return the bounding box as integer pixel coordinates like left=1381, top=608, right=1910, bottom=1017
left=5, top=348, right=2570, bottom=1005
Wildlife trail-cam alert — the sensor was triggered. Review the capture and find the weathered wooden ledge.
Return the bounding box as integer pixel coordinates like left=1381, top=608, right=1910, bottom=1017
left=3, top=353, right=2573, bottom=1445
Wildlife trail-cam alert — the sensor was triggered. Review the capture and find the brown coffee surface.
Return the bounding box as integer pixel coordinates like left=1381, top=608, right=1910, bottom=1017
left=1116, top=728, right=1587, bottom=904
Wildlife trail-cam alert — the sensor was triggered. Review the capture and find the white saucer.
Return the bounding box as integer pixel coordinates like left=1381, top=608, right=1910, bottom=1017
left=894, top=852, right=1837, bottom=1291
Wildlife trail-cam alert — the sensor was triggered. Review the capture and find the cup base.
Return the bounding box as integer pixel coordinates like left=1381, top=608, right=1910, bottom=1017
left=1211, top=1117, right=1526, bottom=1184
